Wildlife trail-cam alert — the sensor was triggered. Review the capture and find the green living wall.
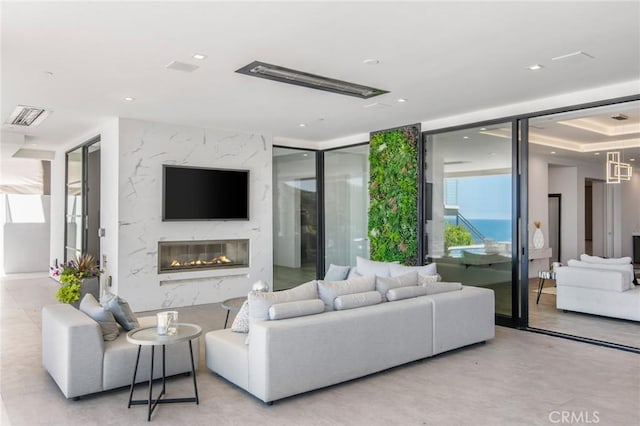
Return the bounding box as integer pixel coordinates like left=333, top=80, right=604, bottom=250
left=368, top=125, right=420, bottom=265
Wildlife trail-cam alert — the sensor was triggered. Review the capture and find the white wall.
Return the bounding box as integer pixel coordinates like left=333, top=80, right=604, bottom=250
left=116, top=119, right=272, bottom=311
left=528, top=155, right=549, bottom=250
left=621, top=171, right=640, bottom=258
left=548, top=166, right=578, bottom=263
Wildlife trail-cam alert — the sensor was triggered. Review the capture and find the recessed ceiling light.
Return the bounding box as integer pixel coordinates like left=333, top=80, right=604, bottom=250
left=489, top=152, right=497, bottom=156
left=479, top=127, right=487, bottom=131
left=463, top=136, right=469, bottom=140
left=44, top=71, right=54, bottom=76
left=303, top=153, right=309, bottom=157
left=124, top=97, right=135, bottom=102
left=630, top=158, right=636, bottom=162
left=192, top=53, right=207, bottom=60
left=594, top=152, right=600, bottom=156
left=363, top=59, right=380, bottom=65
left=551, top=151, right=556, bottom=154
left=299, top=123, right=306, bottom=128
left=527, top=64, right=544, bottom=71
left=396, top=98, right=407, bottom=103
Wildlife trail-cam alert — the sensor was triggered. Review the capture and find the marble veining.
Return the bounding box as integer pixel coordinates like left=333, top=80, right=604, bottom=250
left=116, top=118, right=273, bottom=311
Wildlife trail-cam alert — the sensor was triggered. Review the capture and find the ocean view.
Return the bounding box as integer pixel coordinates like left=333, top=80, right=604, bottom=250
left=447, top=218, right=512, bottom=242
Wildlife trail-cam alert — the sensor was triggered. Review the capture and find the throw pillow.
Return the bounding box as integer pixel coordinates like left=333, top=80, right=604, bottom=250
left=419, top=274, right=441, bottom=284
left=334, top=291, right=382, bottom=310
left=231, top=300, right=250, bottom=333
left=248, top=280, right=318, bottom=321
left=268, top=299, right=325, bottom=320
left=386, top=286, right=428, bottom=301
left=324, top=264, right=351, bottom=281
left=318, top=274, right=377, bottom=310
left=580, top=254, right=632, bottom=265
left=389, top=262, right=437, bottom=277
left=375, top=271, right=419, bottom=302
left=103, top=294, right=140, bottom=331
left=347, top=268, right=362, bottom=279
left=423, top=282, right=463, bottom=295
left=79, top=293, right=119, bottom=341
left=355, top=256, right=394, bottom=277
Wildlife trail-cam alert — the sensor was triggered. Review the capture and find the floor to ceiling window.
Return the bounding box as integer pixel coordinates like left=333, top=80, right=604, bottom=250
left=527, top=99, right=640, bottom=349
left=424, top=123, right=516, bottom=320
left=323, top=144, right=369, bottom=273
left=272, top=147, right=317, bottom=290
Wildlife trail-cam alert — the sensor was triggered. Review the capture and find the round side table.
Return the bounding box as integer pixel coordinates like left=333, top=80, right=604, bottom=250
left=221, top=297, right=247, bottom=328
left=127, top=323, right=202, bottom=421
left=536, top=270, right=557, bottom=304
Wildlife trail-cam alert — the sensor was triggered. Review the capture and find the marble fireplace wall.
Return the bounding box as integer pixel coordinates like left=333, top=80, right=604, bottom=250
left=117, top=118, right=272, bottom=311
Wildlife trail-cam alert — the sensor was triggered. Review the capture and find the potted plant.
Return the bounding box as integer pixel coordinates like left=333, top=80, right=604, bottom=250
left=52, top=254, right=101, bottom=307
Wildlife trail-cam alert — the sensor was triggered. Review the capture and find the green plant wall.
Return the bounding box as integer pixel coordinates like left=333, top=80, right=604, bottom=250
left=368, top=126, right=419, bottom=265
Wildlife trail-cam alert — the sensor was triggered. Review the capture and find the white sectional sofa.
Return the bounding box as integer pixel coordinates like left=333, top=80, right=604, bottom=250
left=555, top=255, right=640, bottom=321
left=42, top=304, right=199, bottom=399
left=206, top=259, right=494, bottom=403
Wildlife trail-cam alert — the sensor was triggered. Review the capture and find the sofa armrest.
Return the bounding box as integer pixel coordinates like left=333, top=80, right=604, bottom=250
left=42, top=304, right=104, bottom=398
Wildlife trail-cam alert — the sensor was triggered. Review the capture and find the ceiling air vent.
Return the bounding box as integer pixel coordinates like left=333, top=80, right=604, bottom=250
left=5, top=105, right=51, bottom=127
left=611, top=114, right=629, bottom=121
left=236, top=61, right=388, bottom=99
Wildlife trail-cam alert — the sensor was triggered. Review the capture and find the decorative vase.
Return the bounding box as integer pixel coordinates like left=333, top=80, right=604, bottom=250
left=533, top=228, right=545, bottom=249
left=71, top=276, right=100, bottom=309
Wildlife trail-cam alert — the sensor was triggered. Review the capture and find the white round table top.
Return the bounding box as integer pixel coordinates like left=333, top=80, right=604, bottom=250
left=126, top=323, right=202, bottom=346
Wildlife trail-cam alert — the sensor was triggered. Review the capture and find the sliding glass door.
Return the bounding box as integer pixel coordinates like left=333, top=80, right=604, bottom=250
left=424, top=123, right=516, bottom=321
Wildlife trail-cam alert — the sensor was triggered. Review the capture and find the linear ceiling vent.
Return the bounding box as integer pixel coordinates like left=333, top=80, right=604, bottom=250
left=236, top=61, right=388, bottom=99
left=5, top=105, right=51, bottom=127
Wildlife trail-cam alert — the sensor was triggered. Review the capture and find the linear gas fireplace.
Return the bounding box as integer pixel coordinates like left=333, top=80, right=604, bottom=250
left=158, top=239, right=249, bottom=274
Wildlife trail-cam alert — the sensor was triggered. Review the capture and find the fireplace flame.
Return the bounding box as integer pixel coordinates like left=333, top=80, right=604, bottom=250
left=169, top=255, right=233, bottom=268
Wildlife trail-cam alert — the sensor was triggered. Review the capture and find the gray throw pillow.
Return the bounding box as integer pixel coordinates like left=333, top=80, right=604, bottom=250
left=387, top=285, right=428, bottom=301
left=324, top=264, right=351, bottom=281
left=104, top=294, right=140, bottom=331
left=79, top=294, right=119, bottom=341
left=423, top=282, right=463, bottom=295
left=231, top=300, right=250, bottom=333
left=249, top=280, right=318, bottom=321
left=334, top=291, right=382, bottom=310
left=376, top=271, right=419, bottom=302
left=268, top=299, right=325, bottom=320
left=317, top=274, right=376, bottom=311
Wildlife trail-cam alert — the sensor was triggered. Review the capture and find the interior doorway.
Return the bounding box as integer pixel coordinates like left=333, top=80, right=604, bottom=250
left=585, top=179, right=606, bottom=257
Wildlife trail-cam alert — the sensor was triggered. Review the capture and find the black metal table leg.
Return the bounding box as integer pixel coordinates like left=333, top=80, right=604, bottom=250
left=128, top=345, right=142, bottom=408
left=189, top=340, right=199, bottom=404
left=536, top=277, right=545, bottom=304
left=224, top=310, right=230, bottom=328
left=148, top=346, right=154, bottom=421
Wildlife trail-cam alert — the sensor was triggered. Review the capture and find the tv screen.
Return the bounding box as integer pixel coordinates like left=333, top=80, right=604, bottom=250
left=162, top=165, right=249, bottom=221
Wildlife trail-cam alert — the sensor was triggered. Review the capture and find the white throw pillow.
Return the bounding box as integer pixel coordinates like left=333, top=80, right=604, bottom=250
left=580, top=254, right=632, bottom=265
left=386, top=285, right=429, bottom=301
left=248, top=280, right=318, bottom=321
left=355, top=256, right=394, bottom=277
left=389, top=262, right=437, bottom=277
left=318, top=274, right=376, bottom=310
left=334, top=291, right=382, bottom=310
left=375, top=271, right=419, bottom=302
left=231, top=300, right=250, bottom=333
left=418, top=274, right=441, bottom=284
left=268, top=299, right=325, bottom=320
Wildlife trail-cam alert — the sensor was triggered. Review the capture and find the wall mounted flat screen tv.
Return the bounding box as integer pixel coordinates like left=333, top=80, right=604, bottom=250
left=162, top=165, right=249, bottom=221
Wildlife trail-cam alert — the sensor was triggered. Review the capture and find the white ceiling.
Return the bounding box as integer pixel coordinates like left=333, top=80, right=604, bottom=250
left=2, top=1, right=640, bottom=156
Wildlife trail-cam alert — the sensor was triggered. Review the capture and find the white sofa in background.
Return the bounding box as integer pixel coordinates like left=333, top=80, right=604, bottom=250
left=42, top=304, right=199, bottom=399
left=555, top=255, right=640, bottom=321
left=206, top=278, right=494, bottom=403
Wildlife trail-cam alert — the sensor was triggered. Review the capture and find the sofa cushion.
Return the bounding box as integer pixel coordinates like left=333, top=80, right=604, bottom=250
left=231, top=300, right=250, bottom=333
left=389, top=262, right=437, bottom=277
left=356, top=256, right=395, bottom=277
left=375, top=272, right=419, bottom=302
left=566, top=259, right=634, bottom=288
left=424, top=282, right=463, bottom=295
left=249, top=280, right=318, bottom=321
left=324, top=264, right=351, bottom=281
left=268, top=299, right=325, bottom=320
left=334, top=291, right=382, bottom=310
left=79, top=294, right=119, bottom=341
left=387, top=285, right=428, bottom=301
left=419, top=274, right=441, bottom=284
left=580, top=254, right=632, bottom=265
left=103, top=293, right=139, bottom=331
left=318, top=274, right=376, bottom=310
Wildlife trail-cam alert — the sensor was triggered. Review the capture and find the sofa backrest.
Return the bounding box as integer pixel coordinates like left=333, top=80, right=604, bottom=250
left=566, top=259, right=634, bottom=288
left=557, top=266, right=632, bottom=292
